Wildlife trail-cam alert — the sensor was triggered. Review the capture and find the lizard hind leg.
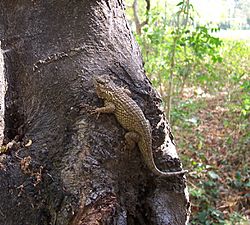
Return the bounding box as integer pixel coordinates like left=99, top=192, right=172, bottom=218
left=124, top=132, right=140, bottom=150
left=124, top=132, right=140, bottom=159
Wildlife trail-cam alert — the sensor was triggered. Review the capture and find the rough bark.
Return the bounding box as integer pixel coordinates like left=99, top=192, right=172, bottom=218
left=0, top=0, right=189, bottom=225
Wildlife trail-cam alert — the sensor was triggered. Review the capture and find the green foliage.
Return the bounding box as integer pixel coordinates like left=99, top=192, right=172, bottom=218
left=214, top=40, right=250, bottom=117
left=183, top=26, right=223, bottom=62
left=240, top=80, right=250, bottom=116
left=136, top=1, right=223, bottom=103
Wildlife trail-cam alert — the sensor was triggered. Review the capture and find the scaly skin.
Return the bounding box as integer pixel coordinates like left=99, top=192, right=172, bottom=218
left=93, top=75, right=187, bottom=176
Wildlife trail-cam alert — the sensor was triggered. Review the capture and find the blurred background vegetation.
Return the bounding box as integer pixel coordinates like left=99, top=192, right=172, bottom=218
left=125, top=0, right=249, bottom=224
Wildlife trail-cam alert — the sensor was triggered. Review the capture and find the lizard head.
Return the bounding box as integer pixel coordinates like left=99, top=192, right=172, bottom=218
left=93, top=75, right=115, bottom=100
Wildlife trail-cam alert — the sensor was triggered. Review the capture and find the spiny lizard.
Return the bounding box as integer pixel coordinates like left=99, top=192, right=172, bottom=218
left=93, top=75, right=187, bottom=177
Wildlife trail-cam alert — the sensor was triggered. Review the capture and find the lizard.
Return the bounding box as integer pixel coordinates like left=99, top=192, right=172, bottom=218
left=92, top=75, right=188, bottom=177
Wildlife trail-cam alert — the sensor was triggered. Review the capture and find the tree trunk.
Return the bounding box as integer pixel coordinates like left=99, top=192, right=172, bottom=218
left=0, top=1, right=189, bottom=224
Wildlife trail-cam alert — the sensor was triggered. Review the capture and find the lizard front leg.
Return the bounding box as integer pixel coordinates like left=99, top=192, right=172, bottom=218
left=93, top=101, right=115, bottom=118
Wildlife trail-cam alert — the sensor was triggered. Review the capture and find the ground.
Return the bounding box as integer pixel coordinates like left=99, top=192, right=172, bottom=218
left=173, top=88, right=249, bottom=224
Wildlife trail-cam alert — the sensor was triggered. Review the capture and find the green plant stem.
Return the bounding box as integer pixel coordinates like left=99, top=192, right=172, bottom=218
left=167, top=38, right=176, bottom=123
left=166, top=0, right=190, bottom=123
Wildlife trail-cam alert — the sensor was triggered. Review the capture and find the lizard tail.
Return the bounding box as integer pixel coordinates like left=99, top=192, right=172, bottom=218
left=139, top=140, right=188, bottom=177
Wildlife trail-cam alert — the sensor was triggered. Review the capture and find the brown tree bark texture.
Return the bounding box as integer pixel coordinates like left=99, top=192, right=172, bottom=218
left=0, top=0, right=189, bottom=225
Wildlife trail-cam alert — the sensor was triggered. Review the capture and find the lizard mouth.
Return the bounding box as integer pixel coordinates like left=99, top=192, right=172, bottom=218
left=94, top=74, right=110, bottom=82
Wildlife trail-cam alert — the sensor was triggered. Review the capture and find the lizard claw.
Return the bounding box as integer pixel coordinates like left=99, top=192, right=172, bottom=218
left=91, top=109, right=101, bottom=119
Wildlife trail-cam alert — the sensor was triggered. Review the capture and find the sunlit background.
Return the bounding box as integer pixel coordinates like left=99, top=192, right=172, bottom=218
left=126, top=0, right=250, bottom=40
